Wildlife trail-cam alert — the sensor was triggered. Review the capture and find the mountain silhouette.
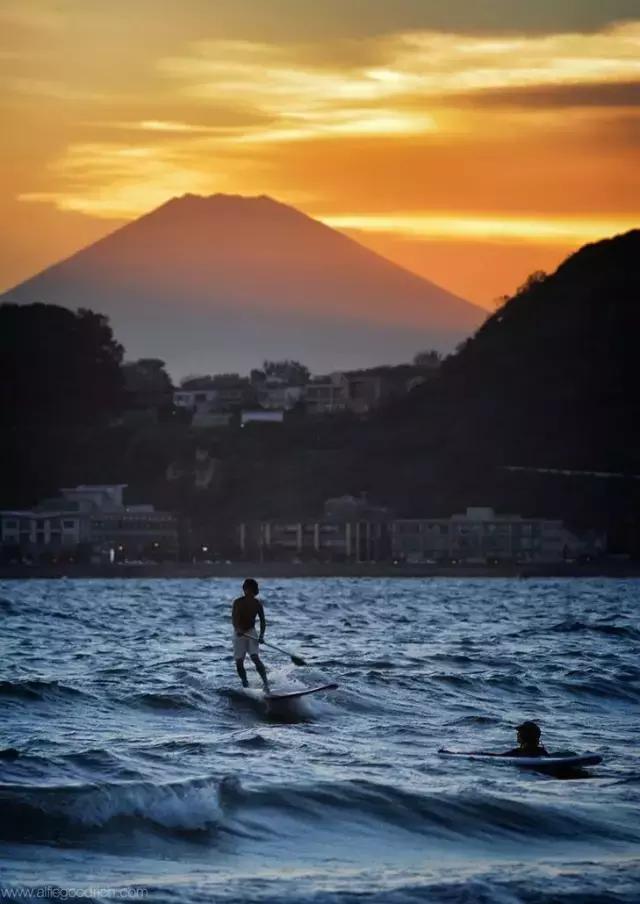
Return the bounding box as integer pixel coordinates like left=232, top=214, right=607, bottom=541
left=2, top=194, right=484, bottom=377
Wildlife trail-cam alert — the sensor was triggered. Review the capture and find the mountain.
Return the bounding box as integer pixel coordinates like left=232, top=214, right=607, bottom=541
left=1, top=194, right=484, bottom=377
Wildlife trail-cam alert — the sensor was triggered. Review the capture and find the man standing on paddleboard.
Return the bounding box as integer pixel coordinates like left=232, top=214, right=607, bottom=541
left=232, top=578, right=269, bottom=692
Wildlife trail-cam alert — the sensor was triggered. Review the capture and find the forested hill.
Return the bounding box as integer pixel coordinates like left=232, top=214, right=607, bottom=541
left=376, top=229, right=639, bottom=468
left=354, top=230, right=640, bottom=539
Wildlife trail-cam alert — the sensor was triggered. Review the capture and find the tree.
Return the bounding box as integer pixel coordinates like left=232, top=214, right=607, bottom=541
left=262, top=359, right=310, bottom=385
left=211, top=373, right=245, bottom=387
left=516, top=270, right=547, bottom=295
left=0, top=303, right=124, bottom=429
left=0, top=302, right=125, bottom=506
left=123, top=358, right=173, bottom=407
left=180, top=375, right=213, bottom=389
left=412, top=349, right=442, bottom=369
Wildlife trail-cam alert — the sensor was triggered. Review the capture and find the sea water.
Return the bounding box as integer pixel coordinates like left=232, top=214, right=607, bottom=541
left=1, top=578, right=639, bottom=903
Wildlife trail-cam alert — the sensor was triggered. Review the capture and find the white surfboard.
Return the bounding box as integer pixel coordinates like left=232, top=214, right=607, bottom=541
left=265, top=683, right=339, bottom=701
left=439, top=750, right=602, bottom=769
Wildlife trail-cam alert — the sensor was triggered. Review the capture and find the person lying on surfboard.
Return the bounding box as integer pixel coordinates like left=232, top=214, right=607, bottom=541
left=441, top=720, right=549, bottom=758
left=232, top=578, right=269, bottom=692
left=499, top=721, right=549, bottom=757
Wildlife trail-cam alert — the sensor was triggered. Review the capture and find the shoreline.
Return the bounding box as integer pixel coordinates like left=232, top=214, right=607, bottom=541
left=0, top=561, right=638, bottom=580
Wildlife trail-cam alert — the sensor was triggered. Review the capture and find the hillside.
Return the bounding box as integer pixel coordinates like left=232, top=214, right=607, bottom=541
left=2, top=194, right=483, bottom=377
left=187, top=230, right=640, bottom=547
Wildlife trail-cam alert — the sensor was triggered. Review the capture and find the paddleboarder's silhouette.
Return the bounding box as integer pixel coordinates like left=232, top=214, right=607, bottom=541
left=232, top=578, right=269, bottom=692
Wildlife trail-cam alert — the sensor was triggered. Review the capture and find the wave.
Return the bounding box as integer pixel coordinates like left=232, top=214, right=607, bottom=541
left=0, top=747, right=20, bottom=761
left=550, top=619, right=640, bottom=640
left=124, top=691, right=204, bottom=711
left=1, top=776, right=634, bottom=849
left=0, top=777, right=223, bottom=843
left=227, top=779, right=638, bottom=844
left=558, top=675, right=640, bottom=703
left=0, top=679, right=91, bottom=702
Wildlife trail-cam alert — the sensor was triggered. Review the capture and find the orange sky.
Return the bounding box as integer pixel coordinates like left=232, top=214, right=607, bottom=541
left=1, top=0, right=639, bottom=308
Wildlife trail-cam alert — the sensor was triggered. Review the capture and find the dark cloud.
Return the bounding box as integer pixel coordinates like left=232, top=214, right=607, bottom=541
left=440, top=81, right=640, bottom=109
left=182, top=0, right=640, bottom=39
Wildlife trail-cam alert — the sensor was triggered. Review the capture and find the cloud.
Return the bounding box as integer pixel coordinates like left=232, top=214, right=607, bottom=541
left=162, top=22, right=640, bottom=108
left=439, top=80, right=640, bottom=109
left=13, top=19, right=640, bottom=237
left=323, top=213, right=640, bottom=245
left=18, top=141, right=218, bottom=217
left=150, top=24, right=640, bottom=146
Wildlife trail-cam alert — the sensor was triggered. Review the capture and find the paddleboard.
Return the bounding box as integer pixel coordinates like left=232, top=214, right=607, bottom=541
left=265, top=683, right=339, bottom=701
left=439, top=750, right=602, bottom=768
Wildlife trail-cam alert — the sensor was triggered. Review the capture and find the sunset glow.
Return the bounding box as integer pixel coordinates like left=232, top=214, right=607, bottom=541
left=1, top=1, right=639, bottom=307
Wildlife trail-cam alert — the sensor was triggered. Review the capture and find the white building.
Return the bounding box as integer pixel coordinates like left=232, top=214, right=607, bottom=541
left=256, top=379, right=304, bottom=411
left=1, top=485, right=178, bottom=562
left=392, top=507, right=606, bottom=564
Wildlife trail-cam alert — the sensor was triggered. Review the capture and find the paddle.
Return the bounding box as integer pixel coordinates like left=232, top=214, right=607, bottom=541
left=241, top=634, right=307, bottom=666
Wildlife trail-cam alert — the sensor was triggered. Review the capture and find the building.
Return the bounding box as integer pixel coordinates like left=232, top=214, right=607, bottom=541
left=304, top=373, right=347, bottom=415
left=256, top=377, right=304, bottom=411
left=304, top=364, right=437, bottom=417
left=342, top=372, right=386, bottom=415
left=174, top=379, right=255, bottom=416
left=1, top=484, right=179, bottom=563
left=237, top=505, right=605, bottom=564
left=241, top=410, right=285, bottom=426
left=238, top=519, right=389, bottom=562
left=391, top=507, right=606, bottom=564
left=174, top=388, right=219, bottom=410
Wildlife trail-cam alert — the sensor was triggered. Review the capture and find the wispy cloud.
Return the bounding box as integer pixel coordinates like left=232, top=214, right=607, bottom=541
left=19, top=142, right=218, bottom=217
left=324, top=213, right=640, bottom=245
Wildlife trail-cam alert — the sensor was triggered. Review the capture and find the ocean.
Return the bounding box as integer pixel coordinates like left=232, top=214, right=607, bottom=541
left=1, top=578, right=639, bottom=903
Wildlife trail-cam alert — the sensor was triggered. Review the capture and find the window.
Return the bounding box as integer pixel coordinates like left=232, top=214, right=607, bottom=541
left=63, top=520, right=76, bottom=530
left=4, top=519, right=18, bottom=530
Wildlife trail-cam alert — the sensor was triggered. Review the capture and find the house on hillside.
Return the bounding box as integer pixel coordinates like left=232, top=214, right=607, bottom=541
left=304, top=373, right=348, bottom=415
left=342, top=363, right=437, bottom=415
left=255, top=376, right=304, bottom=410
left=174, top=378, right=255, bottom=420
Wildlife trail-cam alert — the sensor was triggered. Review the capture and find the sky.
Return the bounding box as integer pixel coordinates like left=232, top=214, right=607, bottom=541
left=2, top=0, right=639, bottom=308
